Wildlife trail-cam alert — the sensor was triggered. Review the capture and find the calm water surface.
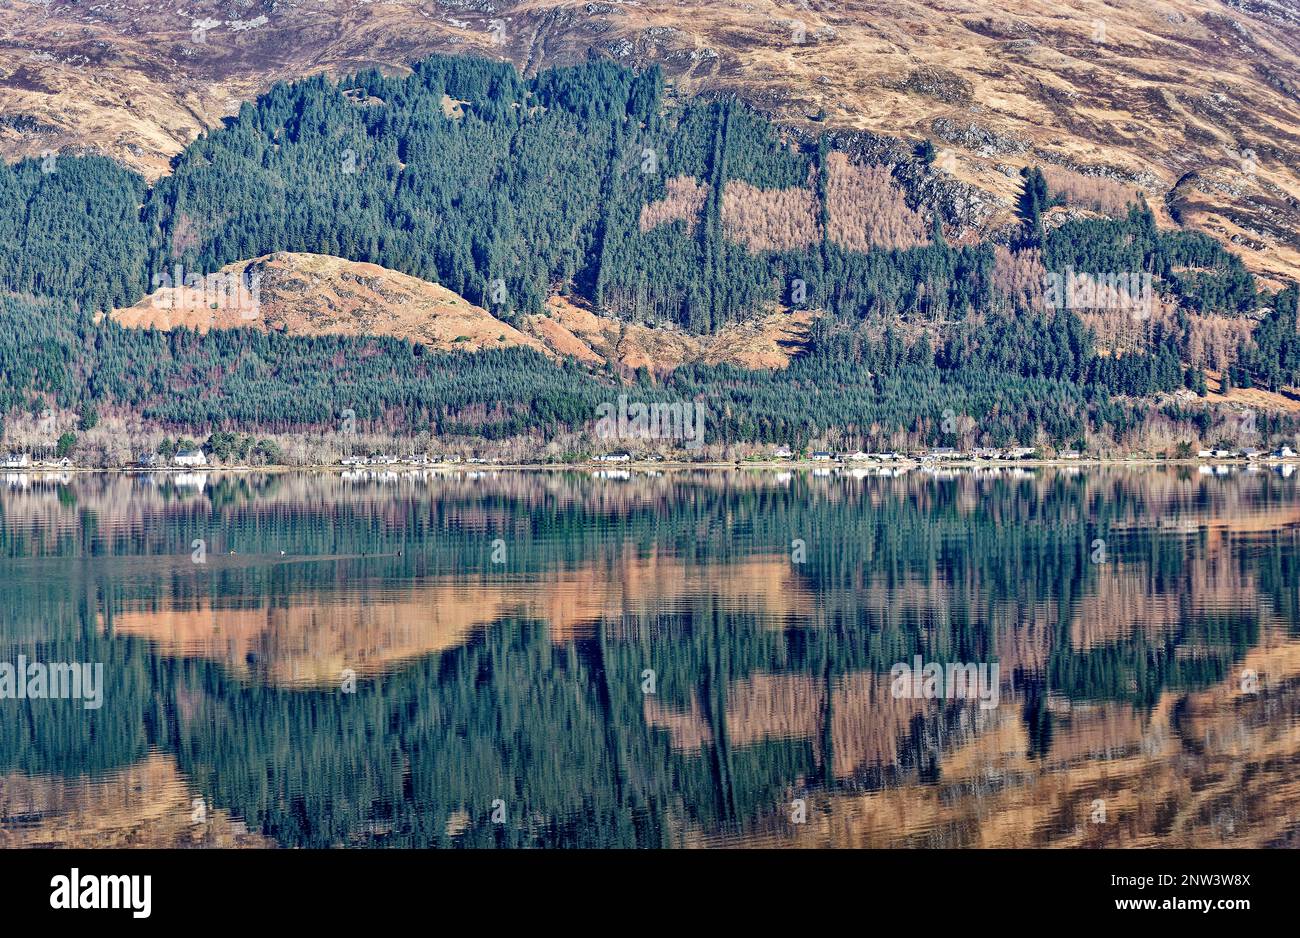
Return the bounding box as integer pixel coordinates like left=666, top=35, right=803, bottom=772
left=1, top=467, right=1298, bottom=848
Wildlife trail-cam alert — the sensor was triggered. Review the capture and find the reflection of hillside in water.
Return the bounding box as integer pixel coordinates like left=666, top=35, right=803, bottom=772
left=700, top=637, right=1300, bottom=848
left=1, top=468, right=1298, bottom=848
left=100, top=551, right=814, bottom=685
left=0, top=754, right=272, bottom=849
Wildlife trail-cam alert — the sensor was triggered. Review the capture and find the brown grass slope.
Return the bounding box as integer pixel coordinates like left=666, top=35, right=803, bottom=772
left=109, top=251, right=551, bottom=355
left=109, top=252, right=819, bottom=371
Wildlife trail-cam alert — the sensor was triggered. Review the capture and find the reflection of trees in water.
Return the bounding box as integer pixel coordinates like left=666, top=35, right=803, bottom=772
left=7, top=469, right=1280, bottom=610
left=0, top=468, right=1295, bottom=846
left=0, top=600, right=1262, bottom=848
left=0, top=635, right=153, bottom=780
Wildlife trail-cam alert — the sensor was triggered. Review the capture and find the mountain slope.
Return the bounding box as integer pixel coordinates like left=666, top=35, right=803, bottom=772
left=3, top=51, right=1300, bottom=461
left=109, top=252, right=818, bottom=371
left=110, top=252, right=551, bottom=356
left=3, top=0, right=1298, bottom=283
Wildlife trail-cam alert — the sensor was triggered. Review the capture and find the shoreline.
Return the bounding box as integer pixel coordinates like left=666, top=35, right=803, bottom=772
left=7, top=456, right=1300, bottom=474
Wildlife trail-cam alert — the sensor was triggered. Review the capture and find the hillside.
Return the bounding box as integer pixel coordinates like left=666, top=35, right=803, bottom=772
left=109, top=252, right=817, bottom=371
left=2, top=0, right=1298, bottom=286
left=110, top=252, right=551, bottom=356
left=2, top=53, right=1300, bottom=462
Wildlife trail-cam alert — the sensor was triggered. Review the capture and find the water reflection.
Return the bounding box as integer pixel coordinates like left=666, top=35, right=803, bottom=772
left=1, top=468, right=1297, bottom=848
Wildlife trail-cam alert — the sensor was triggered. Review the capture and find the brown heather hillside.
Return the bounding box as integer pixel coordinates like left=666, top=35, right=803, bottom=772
left=109, top=252, right=819, bottom=372
left=527, top=295, right=819, bottom=373
left=109, top=252, right=552, bottom=355
left=2, top=0, right=1299, bottom=285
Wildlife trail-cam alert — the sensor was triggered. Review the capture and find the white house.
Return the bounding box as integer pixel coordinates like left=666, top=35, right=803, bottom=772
left=772, top=446, right=794, bottom=459
left=2, top=453, right=30, bottom=468
left=596, top=452, right=631, bottom=463
left=173, top=449, right=208, bottom=467
left=810, top=451, right=832, bottom=462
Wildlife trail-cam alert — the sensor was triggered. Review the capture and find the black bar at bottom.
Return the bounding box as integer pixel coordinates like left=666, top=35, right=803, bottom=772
left=0, top=848, right=1283, bottom=926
